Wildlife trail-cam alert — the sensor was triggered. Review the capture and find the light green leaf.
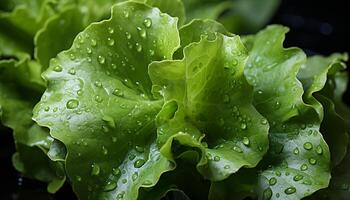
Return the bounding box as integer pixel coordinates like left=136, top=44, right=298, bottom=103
left=242, top=25, right=331, bottom=199
left=149, top=34, right=269, bottom=181
left=33, top=2, right=180, bottom=199
left=298, top=53, right=349, bottom=166
left=175, top=19, right=232, bottom=58
left=135, top=0, right=186, bottom=26
left=0, top=0, right=55, bottom=36
left=34, top=6, right=87, bottom=69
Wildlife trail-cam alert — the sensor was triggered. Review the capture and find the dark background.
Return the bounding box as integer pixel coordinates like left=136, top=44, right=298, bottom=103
left=1, top=0, right=349, bottom=199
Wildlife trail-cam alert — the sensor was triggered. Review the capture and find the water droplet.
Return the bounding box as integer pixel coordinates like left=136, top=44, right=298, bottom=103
left=94, top=81, right=102, bottom=87
left=132, top=172, right=138, bottom=181
left=98, top=55, right=105, bottom=64
left=309, top=158, right=317, bottom=165
left=261, top=119, right=268, bottom=125
left=242, top=137, right=250, bottom=146
left=104, top=180, right=117, bottom=191
left=76, top=176, right=82, bottom=181
left=214, top=156, right=220, bottom=161
left=91, top=163, right=100, bottom=175
left=108, top=27, right=114, bottom=34
left=134, top=159, right=146, bottom=168
left=112, top=137, right=117, bottom=142
left=149, top=49, right=155, bottom=56
left=232, top=146, right=243, bottom=153
left=137, top=27, right=146, bottom=38
left=68, top=68, right=76, bottom=75
left=284, top=187, right=296, bottom=195
left=77, top=89, right=83, bottom=96
left=275, top=171, right=281, bottom=176
left=276, top=193, right=280, bottom=198
left=107, top=38, right=115, bottom=46
left=91, top=39, right=97, bottom=47
left=316, top=145, right=323, bottom=155
left=300, top=163, right=308, bottom=171
left=293, top=174, right=303, bottom=181
left=135, top=43, right=142, bottom=52
left=66, top=99, right=79, bottom=109
left=102, top=146, right=108, bottom=155
left=135, top=146, right=144, bottom=153
left=125, top=32, right=131, bottom=40
left=112, top=168, right=120, bottom=176
left=143, top=18, right=152, bottom=28
left=293, top=147, right=299, bottom=155
left=121, top=179, right=127, bottom=184
left=274, top=101, right=281, bottom=109
left=224, top=165, right=230, bottom=169
left=240, top=123, right=247, bottom=130
left=269, top=177, right=277, bottom=186
left=262, top=188, right=272, bottom=200
left=53, top=65, right=62, bottom=72
left=223, top=94, right=230, bottom=103
left=232, top=59, right=238, bottom=66
left=123, top=11, right=129, bottom=18
left=69, top=53, right=76, bottom=60
left=303, top=142, right=313, bottom=150
left=94, top=95, right=103, bottom=103
left=86, top=47, right=92, bottom=54
left=129, top=154, right=136, bottom=160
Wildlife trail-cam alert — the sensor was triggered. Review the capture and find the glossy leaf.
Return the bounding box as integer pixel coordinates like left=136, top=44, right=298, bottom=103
left=33, top=2, right=180, bottom=199
left=149, top=34, right=269, bottom=181
left=243, top=25, right=330, bottom=199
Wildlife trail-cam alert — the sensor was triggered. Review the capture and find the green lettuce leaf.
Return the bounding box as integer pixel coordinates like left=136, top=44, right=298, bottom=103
left=33, top=2, right=180, bottom=199
left=0, top=71, right=64, bottom=193
left=211, top=25, right=331, bottom=199
left=149, top=33, right=269, bottom=181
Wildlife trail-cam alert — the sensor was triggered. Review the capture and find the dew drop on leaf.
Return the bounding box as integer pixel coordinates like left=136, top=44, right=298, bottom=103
left=112, top=168, right=121, bottom=176
left=137, top=27, right=146, bottom=38
left=107, top=38, right=115, bottom=46
left=104, top=181, right=117, bottom=191
left=293, top=174, right=303, bottom=181
left=108, top=27, right=114, bottom=34
left=240, top=123, right=247, bottom=130
left=293, top=147, right=299, bottom=155
left=309, top=158, right=317, bottom=165
left=316, top=145, right=323, bottom=155
left=66, top=99, right=79, bottom=109
left=132, top=172, right=138, bottom=181
left=143, top=18, right=152, bottom=28
left=232, top=146, right=243, bottom=153
left=94, top=95, right=103, bottom=103
left=53, top=65, right=63, bottom=72
left=242, top=137, right=250, bottom=146
left=98, top=55, right=106, bottom=64
left=125, top=32, right=131, bottom=40
left=303, top=142, right=313, bottom=150
left=300, top=163, right=308, bottom=171
left=269, top=177, right=277, bottom=186
left=91, top=39, right=97, bottom=47
left=284, top=187, right=296, bottom=195
left=135, top=43, right=142, bottom=52
left=91, top=163, right=100, bottom=176
left=214, top=156, right=220, bottom=161
left=68, top=68, right=76, bottom=75
left=134, top=159, right=146, bottom=168
left=262, top=188, right=272, bottom=200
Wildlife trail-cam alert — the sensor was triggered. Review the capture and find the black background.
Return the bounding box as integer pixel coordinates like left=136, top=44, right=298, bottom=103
left=1, top=0, right=349, bottom=199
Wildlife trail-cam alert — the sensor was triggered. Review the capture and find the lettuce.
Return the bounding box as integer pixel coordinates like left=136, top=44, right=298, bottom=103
left=1, top=1, right=349, bottom=200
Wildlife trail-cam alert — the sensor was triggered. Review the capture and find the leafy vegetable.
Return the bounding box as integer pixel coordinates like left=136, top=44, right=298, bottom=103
left=1, top=0, right=349, bottom=200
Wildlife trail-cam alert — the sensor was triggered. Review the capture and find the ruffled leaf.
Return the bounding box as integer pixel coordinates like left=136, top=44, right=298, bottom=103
left=149, top=34, right=269, bottom=181
left=33, top=2, right=180, bottom=199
